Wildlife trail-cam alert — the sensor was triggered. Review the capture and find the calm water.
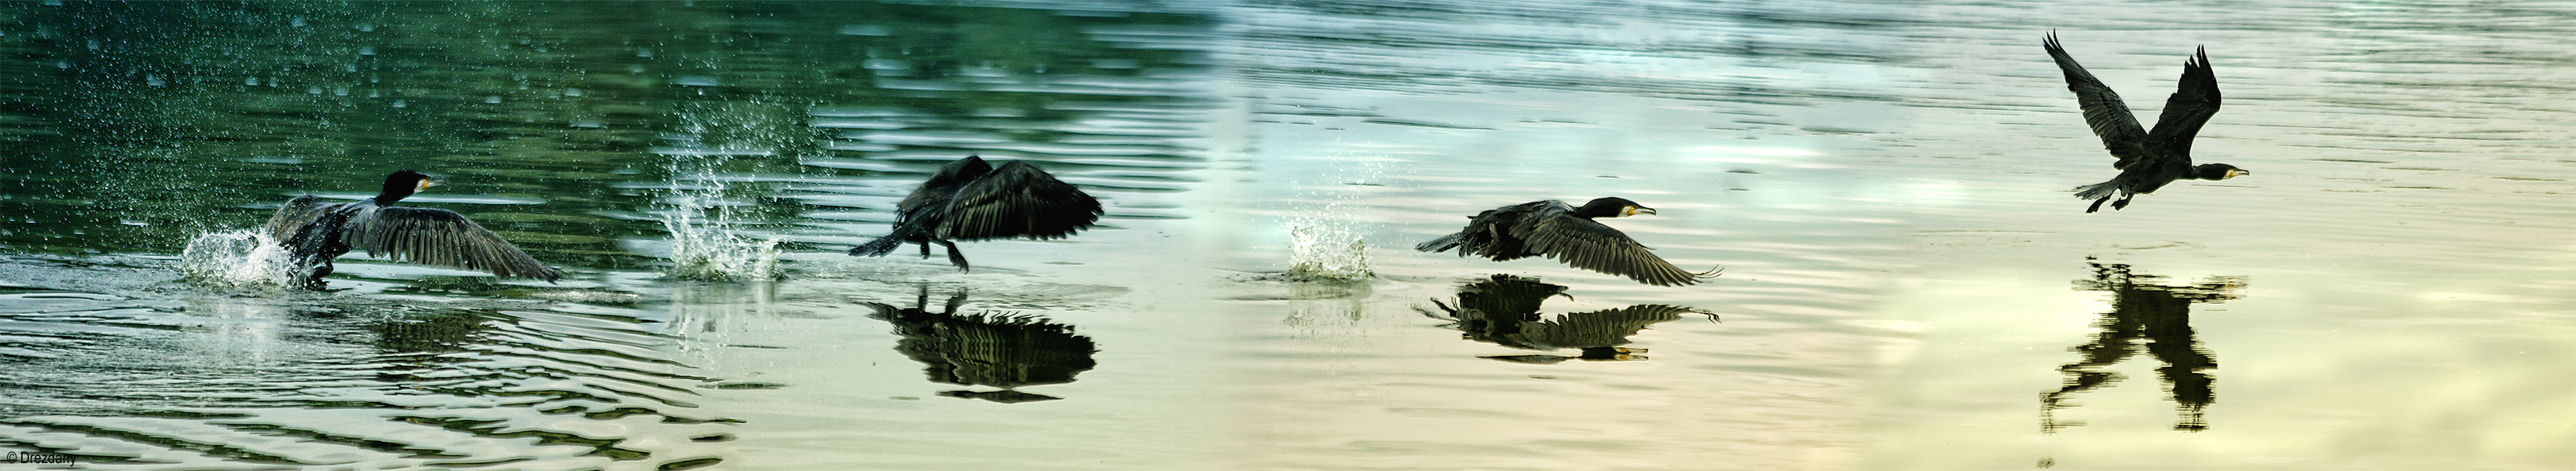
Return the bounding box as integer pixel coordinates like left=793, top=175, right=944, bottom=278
left=4, top=1, right=2574, bottom=469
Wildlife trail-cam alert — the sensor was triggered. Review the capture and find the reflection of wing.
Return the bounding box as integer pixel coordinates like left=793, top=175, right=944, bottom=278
left=343, top=206, right=561, bottom=281
left=1511, top=305, right=1696, bottom=350
left=2043, top=32, right=2153, bottom=168
left=2145, top=47, right=2220, bottom=162
left=879, top=311, right=1098, bottom=389
left=1446, top=274, right=1566, bottom=321
left=1516, top=210, right=1706, bottom=287
left=940, top=161, right=1102, bottom=240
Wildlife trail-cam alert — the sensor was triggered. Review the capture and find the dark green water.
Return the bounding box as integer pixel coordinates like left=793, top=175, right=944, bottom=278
left=4, top=1, right=2574, bottom=469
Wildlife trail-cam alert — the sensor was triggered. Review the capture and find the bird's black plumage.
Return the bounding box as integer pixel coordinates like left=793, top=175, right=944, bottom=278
left=265, top=170, right=561, bottom=288
left=1415, top=197, right=1719, bottom=287
left=847, top=155, right=1103, bottom=271
left=2044, top=31, right=2248, bottom=213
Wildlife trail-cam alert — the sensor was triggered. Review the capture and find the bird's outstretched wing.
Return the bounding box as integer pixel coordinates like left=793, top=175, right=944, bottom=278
left=343, top=206, right=562, bottom=281
left=2043, top=32, right=2153, bottom=168
left=2145, top=46, right=2221, bottom=161
left=1512, top=211, right=1712, bottom=287
left=264, top=195, right=334, bottom=242
left=939, top=161, right=1103, bottom=241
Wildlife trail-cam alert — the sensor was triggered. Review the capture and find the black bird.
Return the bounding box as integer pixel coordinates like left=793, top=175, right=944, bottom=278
left=266, top=170, right=561, bottom=288
left=1415, top=197, right=1720, bottom=287
left=2043, top=31, right=2249, bottom=213
left=848, top=155, right=1102, bottom=271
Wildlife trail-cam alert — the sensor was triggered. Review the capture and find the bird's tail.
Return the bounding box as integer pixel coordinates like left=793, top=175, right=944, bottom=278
left=1415, top=232, right=1464, bottom=253
left=2071, top=181, right=2120, bottom=201
left=848, top=225, right=918, bottom=257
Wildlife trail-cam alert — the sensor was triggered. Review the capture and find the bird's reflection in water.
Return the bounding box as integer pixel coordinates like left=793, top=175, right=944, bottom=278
left=860, top=286, right=1098, bottom=403
left=1419, top=274, right=1708, bottom=364
left=2043, top=259, right=2244, bottom=433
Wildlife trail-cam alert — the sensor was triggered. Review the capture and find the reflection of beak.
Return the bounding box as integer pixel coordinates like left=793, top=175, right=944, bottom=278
left=1630, top=206, right=1657, bottom=216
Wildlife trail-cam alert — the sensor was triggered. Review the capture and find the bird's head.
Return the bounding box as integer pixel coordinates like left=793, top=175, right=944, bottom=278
left=1577, top=197, right=1655, bottom=218
left=379, top=170, right=445, bottom=203
left=2195, top=163, right=2248, bottom=181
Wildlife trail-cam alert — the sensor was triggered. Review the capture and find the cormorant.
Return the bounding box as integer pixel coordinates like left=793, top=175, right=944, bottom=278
left=847, top=155, right=1102, bottom=271
left=1415, top=197, right=1720, bottom=287
left=2044, top=31, right=2249, bottom=213
left=265, top=170, right=562, bottom=288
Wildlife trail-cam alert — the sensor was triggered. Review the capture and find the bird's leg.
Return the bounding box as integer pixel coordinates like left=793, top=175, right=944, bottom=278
left=296, top=261, right=335, bottom=289
left=933, top=239, right=970, bottom=272
left=2086, top=195, right=2113, bottom=214
left=918, top=240, right=933, bottom=259
left=2111, top=194, right=2134, bottom=210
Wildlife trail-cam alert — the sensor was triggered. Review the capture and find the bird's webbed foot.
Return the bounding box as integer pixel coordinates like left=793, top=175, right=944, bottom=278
left=935, top=239, right=970, bottom=272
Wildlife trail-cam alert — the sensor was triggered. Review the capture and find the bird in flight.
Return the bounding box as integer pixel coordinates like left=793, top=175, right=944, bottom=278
left=848, top=155, right=1102, bottom=271
left=2043, top=31, right=2248, bottom=213
left=266, top=170, right=561, bottom=288
left=1416, top=197, right=1720, bottom=287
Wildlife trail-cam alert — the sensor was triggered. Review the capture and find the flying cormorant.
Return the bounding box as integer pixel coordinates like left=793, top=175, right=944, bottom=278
left=266, top=170, right=561, bottom=287
left=2044, top=31, right=2249, bottom=213
left=1415, top=197, right=1719, bottom=287
left=847, top=155, right=1103, bottom=271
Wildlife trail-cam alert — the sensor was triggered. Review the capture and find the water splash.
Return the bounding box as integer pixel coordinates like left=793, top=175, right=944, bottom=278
left=1287, top=217, right=1373, bottom=281
left=177, top=229, right=295, bottom=290
left=660, top=199, right=782, bottom=281
left=654, top=98, right=808, bottom=282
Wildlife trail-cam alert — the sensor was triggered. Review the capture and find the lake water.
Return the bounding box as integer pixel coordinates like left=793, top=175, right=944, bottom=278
left=4, top=1, right=2574, bottom=469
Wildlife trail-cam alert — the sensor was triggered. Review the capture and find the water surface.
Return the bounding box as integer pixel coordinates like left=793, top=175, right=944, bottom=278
left=3, top=1, right=2574, bottom=469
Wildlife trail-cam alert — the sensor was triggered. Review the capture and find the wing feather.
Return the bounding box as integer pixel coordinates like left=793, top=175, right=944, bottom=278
left=2145, top=46, right=2221, bottom=161
left=2043, top=32, right=2154, bottom=168
left=937, top=161, right=1103, bottom=241
left=264, top=195, right=334, bottom=242
left=343, top=206, right=562, bottom=281
left=1512, top=210, right=1706, bottom=287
